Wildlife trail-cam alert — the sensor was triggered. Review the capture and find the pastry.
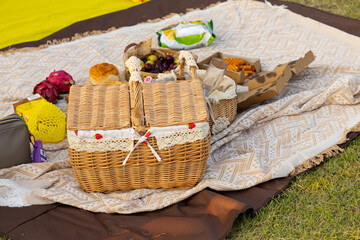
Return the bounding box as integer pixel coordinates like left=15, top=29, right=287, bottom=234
left=88, top=63, right=123, bottom=85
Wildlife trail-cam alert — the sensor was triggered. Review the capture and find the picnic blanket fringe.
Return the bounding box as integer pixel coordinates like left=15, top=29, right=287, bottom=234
left=0, top=1, right=221, bottom=56
left=290, top=145, right=343, bottom=176
left=0, top=27, right=117, bottom=56
left=290, top=122, right=360, bottom=176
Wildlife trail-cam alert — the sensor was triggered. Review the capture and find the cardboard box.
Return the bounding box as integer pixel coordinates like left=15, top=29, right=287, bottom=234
left=197, top=50, right=315, bottom=110
left=237, top=63, right=293, bottom=109
left=197, top=52, right=261, bottom=85
left=236, top=51, right=315, bottom=109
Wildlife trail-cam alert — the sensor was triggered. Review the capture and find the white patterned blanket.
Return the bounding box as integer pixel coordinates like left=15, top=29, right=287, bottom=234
left=1, top=0, right=360, bottom=214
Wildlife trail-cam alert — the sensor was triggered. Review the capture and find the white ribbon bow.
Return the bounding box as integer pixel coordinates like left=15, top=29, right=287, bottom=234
left=123, top=129, right=162, bottom=165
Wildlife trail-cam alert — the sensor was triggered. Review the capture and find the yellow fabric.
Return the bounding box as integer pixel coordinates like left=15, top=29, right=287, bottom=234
left=26, top=99, right=66, bottom=143
left=0, top=0, right=148, bottom=49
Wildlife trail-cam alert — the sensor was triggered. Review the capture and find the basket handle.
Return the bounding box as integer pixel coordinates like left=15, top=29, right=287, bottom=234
left=177, top=51, right=198, bottom=80
left=125, top=56, right=146, bottom=133
left=123, top=43, right=137, bottom=54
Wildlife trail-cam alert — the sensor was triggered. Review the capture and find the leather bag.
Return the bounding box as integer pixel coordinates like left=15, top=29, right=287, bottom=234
left=0, top=114, right=32, bottom=169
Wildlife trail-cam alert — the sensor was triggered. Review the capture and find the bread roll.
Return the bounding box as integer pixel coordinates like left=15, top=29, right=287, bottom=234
left=88, top=63, right=122, bottom=84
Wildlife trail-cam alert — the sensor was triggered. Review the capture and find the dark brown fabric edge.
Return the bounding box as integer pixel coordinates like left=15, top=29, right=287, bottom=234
left=218, top=176, right=294, bottom=240
left=0, top=0, right=226, bottom=52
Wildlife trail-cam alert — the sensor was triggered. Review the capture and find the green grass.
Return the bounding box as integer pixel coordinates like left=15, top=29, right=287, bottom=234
left=226, top=3, right=360, bottom=239
left=227, top=135, right=360, bottom=239
left=226, top=3, right=360, bottom=240
left=281, top=0, right=360, bottom=20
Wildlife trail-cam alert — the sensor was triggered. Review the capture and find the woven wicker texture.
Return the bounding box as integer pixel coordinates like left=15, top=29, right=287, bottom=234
left=209, top=98, right=237, bottom=130
left=67, top=76, right=210, bottom=192
left=143, top=80, right=208, bottom=127
left=69, top=133, right=210, bottom=192
left=130, top=80, right=146, bottom=132
left=67, top=85, right=130, bottom=130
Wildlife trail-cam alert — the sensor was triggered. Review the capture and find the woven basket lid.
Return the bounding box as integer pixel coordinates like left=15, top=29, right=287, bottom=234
left=67, top=80, right=208, bottom=130
left=143, top=80, right=208, bottom=127
left=67, top=84, right=131, bottom=130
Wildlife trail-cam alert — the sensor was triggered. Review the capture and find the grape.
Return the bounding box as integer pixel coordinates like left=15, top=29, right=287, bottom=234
left=156, top=66, right=162, bottom=72
left=144, top=63, right=153, bottom=72
left=140, top=60, right=145, bottom=70
left=169, top=63, right=177, bottom=70
left=165, top=55, right=174, bottom=63
left=162, top=62, right=169, bottom=69
left=155, top=60, right=162, bottom=69
left=147, top=55, right=158, bottom=62
left=159, top=57, right=165, bottom=63
left=146, top=60, right=155, bottom=66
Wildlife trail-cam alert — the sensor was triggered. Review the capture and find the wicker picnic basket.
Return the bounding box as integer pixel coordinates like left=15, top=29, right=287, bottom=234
left=149, top=52, right=237, bottom=135
left=208, top=98, right=237, bottom=132
left=67, top=55, right=210, bottom=193
left=198, top=70, right=237, bottom=134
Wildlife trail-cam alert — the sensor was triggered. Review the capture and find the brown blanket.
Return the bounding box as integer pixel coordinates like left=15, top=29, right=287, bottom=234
left=1, top=1, right=360, bottom=240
